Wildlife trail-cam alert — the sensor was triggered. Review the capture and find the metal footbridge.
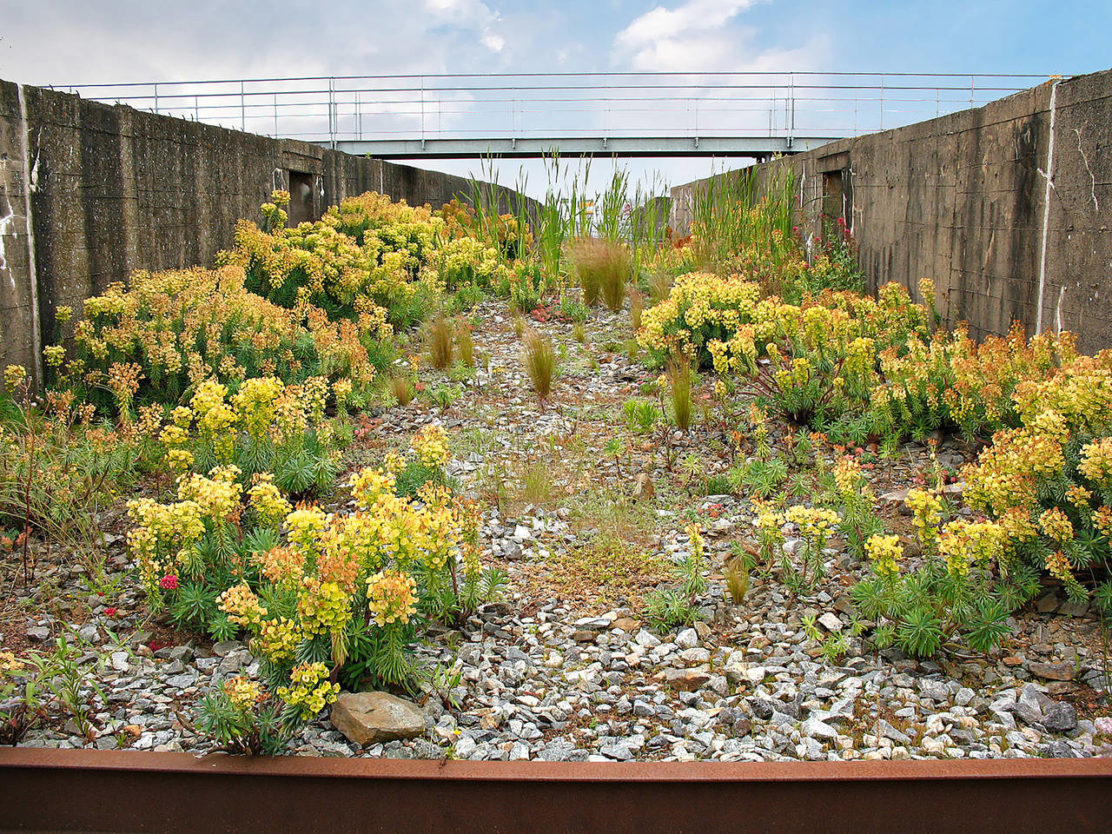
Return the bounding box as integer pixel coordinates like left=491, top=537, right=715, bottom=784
left=58, top=72, right=1051, bottom=159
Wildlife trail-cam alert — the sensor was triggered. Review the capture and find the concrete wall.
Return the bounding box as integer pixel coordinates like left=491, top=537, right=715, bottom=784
left=671, top=68, right=1112, bottom=354
left=0, top=79, right=520, bottom=383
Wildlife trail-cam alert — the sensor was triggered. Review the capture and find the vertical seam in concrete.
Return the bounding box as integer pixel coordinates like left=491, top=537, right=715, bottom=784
left=16, top=83, right=41, bottom=382
left=1034, top=79, right=1060, bottom=335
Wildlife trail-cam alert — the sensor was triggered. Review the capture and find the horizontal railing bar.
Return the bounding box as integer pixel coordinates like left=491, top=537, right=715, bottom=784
left=58, top=70, right=1058, bottom=89
left=70, top=83, right=1038, bottom=103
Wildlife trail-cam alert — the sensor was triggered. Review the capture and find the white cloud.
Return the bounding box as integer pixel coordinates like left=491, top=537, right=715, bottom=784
left=480, top=32, right=506, bottom=53
left=423, top=0, right=505, bottom=54
left=615, top=0, right=759, bottom=56
left=612, top=0, right=825, bottom=73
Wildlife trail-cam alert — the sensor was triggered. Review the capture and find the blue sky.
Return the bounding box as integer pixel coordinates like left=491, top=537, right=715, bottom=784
left=0, top=0, right=1107, bottom=197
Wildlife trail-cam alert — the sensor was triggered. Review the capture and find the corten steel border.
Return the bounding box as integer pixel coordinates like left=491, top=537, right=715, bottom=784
left=0, top=750, right=1109, bottom=833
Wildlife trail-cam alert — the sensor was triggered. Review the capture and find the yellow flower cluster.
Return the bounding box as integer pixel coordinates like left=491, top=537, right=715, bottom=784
left=906, top=488, right=943, bottom=550
left=43, top=345, right=66, bottom=367
left=366, top=570, right=419, bottom=625
left=224, top=676, right=263, bottom=712
left=277, top=662, right=340, bottom=720
left=178, top=465, right=243, bottom=519
left=1079, top=438, right=1112, bottom=490
left=285, top=506, right=330, bottom=551
left=0, top=650, right=24, bottom=673
left=349, top=467, right=396, bottom=506
left=248, top=474, right=292, bottom=527
left=1037, top=507, right=1074, bottom=544
left=833, top=456, right=865, bottom=498
left=255, top=546, right=305, bottom=586
left=784, top=505, right=841, bottom=544
left=411, top=424, right=450, bottom=468
left=687, top=523, right=705, bottom=563
left=4, top=365, right=26, bottom=389
left=126, top=467, right=244, bottom=588
left=865, top=534, right=902, bottom=579
left=297, top=578, right=352, bottom=635
left=938, top=520, right=1007, bottom=576
left=639, top=273, right=762, bottom=357
left=62, top=265, right=377, bottom=411
left=218, top=583, right=268, bottom=629
left=251, top=617, right=302, bottom=664
left=756, top=505, right=784, bottom=541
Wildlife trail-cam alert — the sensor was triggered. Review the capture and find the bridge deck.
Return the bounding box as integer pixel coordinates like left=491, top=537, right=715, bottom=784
left=329, top=135, right=839, bottom=158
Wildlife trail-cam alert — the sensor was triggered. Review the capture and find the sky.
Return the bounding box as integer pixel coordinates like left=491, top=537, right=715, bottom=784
left=0, top=0, right=1108, bottom=199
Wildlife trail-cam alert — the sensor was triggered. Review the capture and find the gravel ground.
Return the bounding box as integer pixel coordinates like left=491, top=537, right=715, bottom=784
left=7, top=299, right=1112, bottom=761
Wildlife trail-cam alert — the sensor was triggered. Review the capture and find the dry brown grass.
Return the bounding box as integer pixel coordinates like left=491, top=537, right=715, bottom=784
left=521, top=328, right=556, bottom=406
left=648, top=271, right=675, bottom=304
left=566, top=237, right=631, bottom=309
left=426, top=316, right=454, bottom=370
left=667, top=357, right=693, bottom=433
left=629, top=287, right=644, bottom=331
left=389, top=375, right=413, bottom=406
left=455, top=319, right=474, bottom=366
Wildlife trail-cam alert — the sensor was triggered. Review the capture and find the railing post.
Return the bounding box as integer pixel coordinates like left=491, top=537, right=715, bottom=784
left=328, top=77, right=336, bottom=148
left=240, top=80, right=246, bottom=132
left=273, top=94, right=278, bottom=137
left=153, top=82, right=158, bottom=115
left=970, top=75, right=975, bottom=109
left=789, top=73, right=795, bottom=144
left=879, top=75, right=884, bottom=130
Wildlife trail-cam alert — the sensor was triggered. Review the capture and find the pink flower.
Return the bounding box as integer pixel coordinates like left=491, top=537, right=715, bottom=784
left=104, top=607, right=118, bottom=617
left=160, top=574, right=179, bottom=591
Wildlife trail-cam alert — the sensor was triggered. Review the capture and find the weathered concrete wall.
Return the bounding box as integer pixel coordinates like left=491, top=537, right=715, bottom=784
left=0, top=79, right=521, bottom=383
left=671, top=68, right=1112, bottom=354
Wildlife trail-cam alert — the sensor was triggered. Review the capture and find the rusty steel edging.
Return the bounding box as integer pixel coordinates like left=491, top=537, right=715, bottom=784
left=0, top=749, right=1109, bottom=833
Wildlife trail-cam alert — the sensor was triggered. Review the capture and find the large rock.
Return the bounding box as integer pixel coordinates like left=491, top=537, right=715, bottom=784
left=1028, top=661, right=1075, bottom=682
left=658, top=668, right=711, bottom=691
left=330, top=691, right=426, bottom=747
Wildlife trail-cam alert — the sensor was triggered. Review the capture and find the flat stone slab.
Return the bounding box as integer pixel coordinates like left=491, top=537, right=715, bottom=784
left=330, top=691, right=426, bottom=747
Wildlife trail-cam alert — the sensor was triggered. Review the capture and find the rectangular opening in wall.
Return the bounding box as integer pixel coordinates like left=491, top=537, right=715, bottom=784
left=288, top=171, right=314, bottom=226
left=821, top=168, right=853, bottom=234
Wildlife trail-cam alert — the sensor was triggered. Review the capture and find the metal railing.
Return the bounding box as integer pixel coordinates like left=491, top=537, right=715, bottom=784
left=55, top=72, right=1058, bottom=152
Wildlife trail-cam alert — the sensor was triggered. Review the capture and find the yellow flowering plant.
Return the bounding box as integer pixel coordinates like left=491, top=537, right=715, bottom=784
left=781, top=505, right=842, bottom=591
left=55, top=265, right=380, bottom=416
left=155, top=375, right=346, bottom=496
left=851, top=499, right=1015, bottom=658
left=128, top=428, right=499, bottom=751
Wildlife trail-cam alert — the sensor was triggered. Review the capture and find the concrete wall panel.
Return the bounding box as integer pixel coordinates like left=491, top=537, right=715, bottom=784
left=671, top=68, right=1112, bottom=354
left=0, top=79, right=525, bottom=379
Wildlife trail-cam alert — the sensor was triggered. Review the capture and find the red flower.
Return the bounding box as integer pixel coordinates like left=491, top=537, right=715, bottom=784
left=104, top=607, right=118, bottom=617
left=160, top=574, right=179, bottom=591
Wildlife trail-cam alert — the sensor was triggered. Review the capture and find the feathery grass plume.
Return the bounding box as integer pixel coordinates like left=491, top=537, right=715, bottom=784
left=566, top=237, right=631, bottom=309
left=572, top=322, right=587, bottom=344
left=513, top=315, right=527, bottom=339
left=724, top=554, right=750, bottom=604
left=667, top=357, right=693, bottom=433
left=389, top=375, right=413, bottom=407
left=425, top=316, right=454, bottom=370
left=521, top=328, right=556, bottom=407
left=629, top=287, right=645, bottom=331
left=455, top=319, right=474, bottom=367
left=648, top=271, right=675, bottom=305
